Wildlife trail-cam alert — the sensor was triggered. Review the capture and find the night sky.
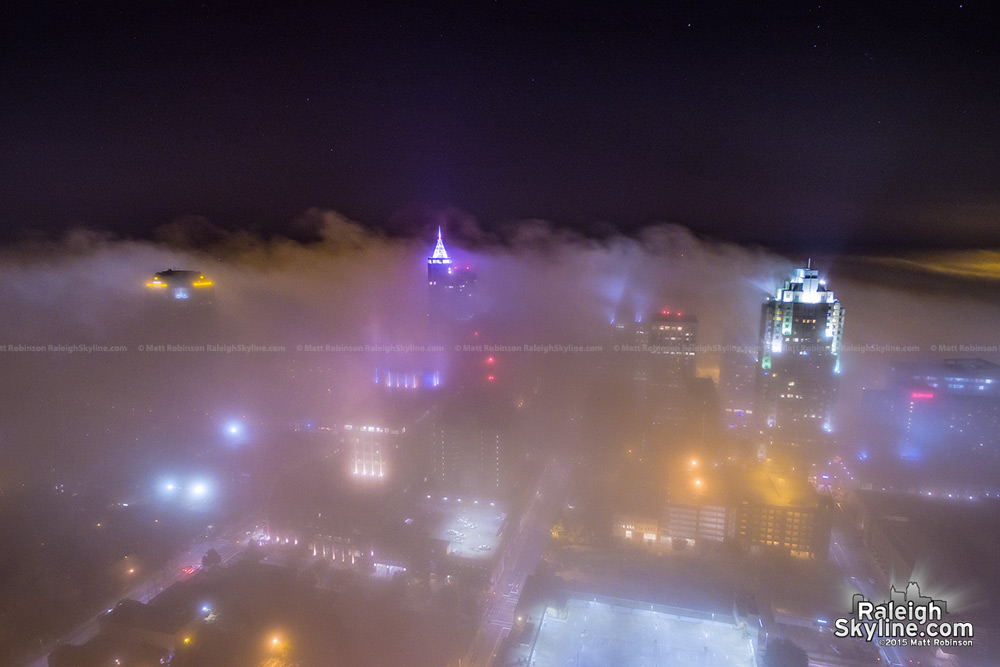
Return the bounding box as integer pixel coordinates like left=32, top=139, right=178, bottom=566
left=2, top=2, right=997, bottom=249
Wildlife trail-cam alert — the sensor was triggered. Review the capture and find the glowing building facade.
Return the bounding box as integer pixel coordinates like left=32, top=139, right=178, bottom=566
left=757, top=264, right=844, bottom=452
left=374, top=368, right=442, bottom=390
left=343, top=423, right=404, bottom=480
left=611, top=514, right=659, bottom=545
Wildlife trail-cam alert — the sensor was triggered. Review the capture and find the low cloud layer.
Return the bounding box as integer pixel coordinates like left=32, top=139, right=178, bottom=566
left=1, top=209, right=999, bottom=486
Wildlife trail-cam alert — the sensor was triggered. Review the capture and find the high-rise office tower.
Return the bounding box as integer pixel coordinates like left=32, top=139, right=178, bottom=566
left=610, top=309, right=697, bottom=382
left=720, top=350, right=756, bottom=431
left=427, top=226, right=453, bottom=304
left=431, top=418, right=503, bottom=498
left=429, top=387, right=520, bottom=502
left=427, top=227, right=476, bottom=324
left=756, top=263, right=844, bottom=454
left=647, top=309, right=697, bottom=382
left=645, top=310, right=698, bottom=429
left=609, top=309, right=708, bottom=438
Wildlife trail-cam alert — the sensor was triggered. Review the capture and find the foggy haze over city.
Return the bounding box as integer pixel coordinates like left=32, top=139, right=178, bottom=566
left=4, top=3, right=1000, bottom=667
left=3, top=213, right=1000, bottom=666
left=5, top=215, right=1000, bottom=479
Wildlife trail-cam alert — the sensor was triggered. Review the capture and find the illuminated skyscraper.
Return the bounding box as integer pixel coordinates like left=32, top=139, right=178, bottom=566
left=427, top=227, right=476, bottom=323
left=427, top=226, right=452, bottom=289
left=645, top=310, right=698, bottom=429
left=647, top=310, right=697, bottom=383
left=756, top=263, right=844, bottom=453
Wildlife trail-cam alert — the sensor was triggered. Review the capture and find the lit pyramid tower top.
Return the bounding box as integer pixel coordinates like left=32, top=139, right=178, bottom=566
left=429, top=226, right=451, bottom=263
left=427, top=226, right=475, bottom=322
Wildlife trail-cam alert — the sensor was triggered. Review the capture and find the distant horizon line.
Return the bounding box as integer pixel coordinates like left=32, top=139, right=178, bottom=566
left=0, top=216, right=993, bottom=256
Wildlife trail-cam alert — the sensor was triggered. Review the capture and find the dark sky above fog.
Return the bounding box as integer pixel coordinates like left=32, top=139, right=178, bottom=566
left=2, top=2, right=999, bottom=250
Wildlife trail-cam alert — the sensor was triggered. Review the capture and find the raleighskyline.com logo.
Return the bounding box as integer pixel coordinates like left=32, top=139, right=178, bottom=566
left=834, top=582, right=973, bottom=648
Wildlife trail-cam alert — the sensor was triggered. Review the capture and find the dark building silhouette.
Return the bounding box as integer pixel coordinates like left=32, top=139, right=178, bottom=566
left=720, top=350, right=756, bottom=432
left=429, top=387, right=521, bottom=502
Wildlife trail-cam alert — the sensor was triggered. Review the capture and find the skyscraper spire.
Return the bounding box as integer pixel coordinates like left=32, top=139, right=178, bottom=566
left=427, top=225, right=475, bottom=322
left=431, top=226, right=450, bottom=260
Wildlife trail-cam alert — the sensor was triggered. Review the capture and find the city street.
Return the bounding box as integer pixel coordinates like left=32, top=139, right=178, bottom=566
left=24, top=534, right=243, bottom=667
left=461, top=460, right=568, bottom=667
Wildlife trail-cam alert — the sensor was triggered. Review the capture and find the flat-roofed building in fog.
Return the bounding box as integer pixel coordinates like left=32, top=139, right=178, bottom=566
left=344, top=423, right=402, bottom=480
left=614, top=463, right=832, bottom=559
left=429, top=386, right=521, bottom=502
left=731, top=465, right=833, bottom=559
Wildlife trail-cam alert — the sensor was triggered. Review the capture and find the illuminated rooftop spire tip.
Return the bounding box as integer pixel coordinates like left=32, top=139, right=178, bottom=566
left=431, top=226, right=450, bottom=260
